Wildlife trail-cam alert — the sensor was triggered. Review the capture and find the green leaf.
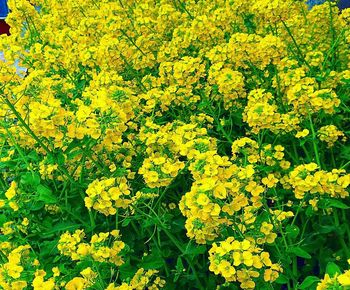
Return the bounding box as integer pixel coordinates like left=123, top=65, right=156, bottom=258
left=174, top=257, right=184, bottom=282
left=299, top=276, right=319, bottom=289
left=27, top=151, right=39, bottom=161
left=287, top=247, right=311, bottom=259
left=119, top=261, right=135, bottom=280
left=140, top=254, right=164, bottom=270
left=0, top=215, right=7, bottom=227
left=142, top=217, right=157, bottom=228
left=42, top=221, right=80, bottom=238
left=121, top=218, right=132, bottom=227
left=275, top=273, right=289, bottom=284
left=176, top=257, right=184, bottom=271
left=67, top=149, right=83, bottom=159
left=286, top=225, right=300, bottom=240
left=20, top=172, right=40, bottom=186
left=38, top=240, right=59, bottom=259
left=326, top=262, right=341, bottom=277
left=319, top=199, right=349, bottom=209
left=184, top=242, right=206, bottom=258
left=29, top=201, right=45, bottom=211
left=53, top=152, right=66, bottom=166
left=318, top=225, right=336, bottom=234
left=305, top=206, right=314, bottom=217
left=36, top=184, right=57, bottom=204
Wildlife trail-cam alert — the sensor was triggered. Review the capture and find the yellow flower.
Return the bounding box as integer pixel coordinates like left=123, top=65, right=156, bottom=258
left=264, top=268, right=279, bottom=282
left=218, top=260, right=236, bottom=280
left=109, top=164, right=117, bottom=172
left=338, top=270, right=350, bottom=286
left=260, top=252, right=272, bottom=266
left=317, top=274, right=334, bottom=290
left=245, top=181, right=264, bottom=196
left=169, top=203, right=177, bottom=209
left=274, top=145, right=284, bottom=152
left=76, top=243, right=90, bottom=256
left=197, top=193, right=210, bottom=206
left=5, top=181, right=17, bottom=200
left=9, top=201, right=19, bottom=211
left=260, top=222, right=273, bottom=235
left=262, top=174, right=278, bottom=188
left=233, top=251, right=254, bottom=267
left=213, top=184, right=227, bottom=199
left=5, top=260, right=24, bottom=279
left=32, top=274, right=55, bottom=290
left=65, top=277, right=86, bottom=290
left=295, top=129, right=309, bottom=138
left=80, top=267, right=97, bottom=286
left=52, top=267, right=60, bottom=277
left=265, top=233, right=277, bottom=244
left=10, top=281, right=27, bottom=290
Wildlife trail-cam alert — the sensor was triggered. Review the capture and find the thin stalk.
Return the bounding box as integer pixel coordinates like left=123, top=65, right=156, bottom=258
left=308, top=114, right=321, bottom=168
left=333, top=210, right=350, bottom=257
left=281, top=19, right=311, bottom=70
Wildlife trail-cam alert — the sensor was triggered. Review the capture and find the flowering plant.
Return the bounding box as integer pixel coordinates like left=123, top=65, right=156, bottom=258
left=0, top=0, right=350, bottom=289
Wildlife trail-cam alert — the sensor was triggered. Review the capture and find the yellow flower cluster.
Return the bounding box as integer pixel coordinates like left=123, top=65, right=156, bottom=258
left=243, top=89, right=298, bottom=134
left=138, top=154, right=185, bottom=188
left=207, top=33, right=286, bottom=71
left=251, top=0, right=299, bottom=23
left=0, top=245, right=31, bottom=290
left=317, top=260, right=350, bottom=289
left=317, top=125, right=346, bottom=147
left=1, top=181, right=19, bottom=211
left=209, top=237, right=282, bottom=289
left=106, top=268, right=165, bottom=290
left=305, top=51, right=325, bottom=68
left=231, top=138, right=288, bottom=168
left=139, top=120, right=215, bottom=158
left=0, top=218, right=29, bottom=237
left=179, top=177, right=230, bottom=244
left=179, top=137, right=288, bottom=248
left=39, top=161, right=58, bottom=180
left=284, top=163, right=350, bottom=199
left=208, top=63, right=246, bottom=108
left=57, top=230, right=125, bottom=266
left=286, top=87, right=340, bottom=116
left=0, top=0, right=349, bottom=288
left=85, top=177, right=132, bottom=215
left=32, top=270, right=55, bottom=290
left=65, top=268, right=97, bottom=290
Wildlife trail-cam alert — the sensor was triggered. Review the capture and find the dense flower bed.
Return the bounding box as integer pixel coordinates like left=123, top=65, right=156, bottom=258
left=0, top=0, right=350, bottom=289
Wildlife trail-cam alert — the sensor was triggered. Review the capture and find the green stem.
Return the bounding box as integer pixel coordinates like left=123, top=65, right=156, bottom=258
left=341, top=160, right=350, bottom=169
left=88, top=209, right=96, bottom=232
left=1, top=94, right=77, bottom=183
left=308, top=114, right=321, bottom=168
left=301, top=144, right=311, bottom=162
left=176, top=0, right=193, bottom=19
left=293, top=256, right=298, bottom=288
left=290, top=195, right=307, bottom=227
left=4, top=126, right=33, bottom=172
left=1, top=94, right=51, bottom=153
left=342, top=209, right=350, bottom=244
left=333, top=210, right=350, bottom=257
left=330, top=148, right=336, bottom=168
left=162, top=228, right=204, bottom=290
left=115, top=209, right=119, bottom=231
left=134, top=205, right=204, bottom=290
left=281, top=19, right=311, bottom=70
left=0, top=175, right=6, bottom=190
left=119, top=29, right=147, bottom=56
